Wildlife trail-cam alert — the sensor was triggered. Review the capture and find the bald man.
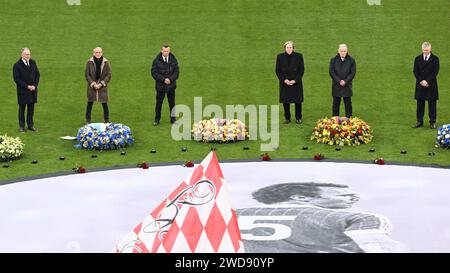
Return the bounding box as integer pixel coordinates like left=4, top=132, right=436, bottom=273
left=85, top=47, right=112, bottom=124
left=13, top=48, right=40, bottom=132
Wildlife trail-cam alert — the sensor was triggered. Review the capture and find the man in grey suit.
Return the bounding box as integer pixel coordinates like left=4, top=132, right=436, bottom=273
left=329, top=44, right=356, bottom=118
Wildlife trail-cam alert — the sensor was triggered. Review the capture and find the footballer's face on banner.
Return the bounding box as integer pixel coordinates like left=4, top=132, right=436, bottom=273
left=309, top=187, right=359, bottom=209
left=161, top=47, right=170, bottom=57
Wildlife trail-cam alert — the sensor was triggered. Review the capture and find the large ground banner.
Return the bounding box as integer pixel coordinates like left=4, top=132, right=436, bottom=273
left=0, top=161, right=449, bottom=252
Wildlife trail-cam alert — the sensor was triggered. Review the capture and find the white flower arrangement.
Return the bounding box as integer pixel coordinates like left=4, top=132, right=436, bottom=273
left=0, top=134, right=25, bottom=162
left=192, top=118, right=249, bottom=143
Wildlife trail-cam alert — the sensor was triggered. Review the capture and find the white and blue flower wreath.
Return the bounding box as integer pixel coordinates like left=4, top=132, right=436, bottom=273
left=75, top=123, right=134, bottom=150
left=436, top=124, right=450, bottom=148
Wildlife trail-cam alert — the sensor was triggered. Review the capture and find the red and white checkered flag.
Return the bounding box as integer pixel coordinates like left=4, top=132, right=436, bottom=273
left=114, top=151, right=244, bottom=253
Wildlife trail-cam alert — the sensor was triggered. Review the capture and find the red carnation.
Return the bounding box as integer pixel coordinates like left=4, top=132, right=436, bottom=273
left=261, top=153, right=271, bottom=161
left=313, top=153, right=325, bottom=160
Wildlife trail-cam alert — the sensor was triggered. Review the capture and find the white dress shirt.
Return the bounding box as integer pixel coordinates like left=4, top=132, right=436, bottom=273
left=22, top=58, right=30, bottom=66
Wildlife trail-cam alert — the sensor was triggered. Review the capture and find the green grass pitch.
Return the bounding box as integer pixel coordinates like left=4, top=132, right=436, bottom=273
left=0, top=0, right=449, bottom=181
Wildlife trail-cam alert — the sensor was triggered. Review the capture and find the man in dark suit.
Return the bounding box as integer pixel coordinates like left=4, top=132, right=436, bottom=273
left=151, top=44, right=179, bottom=126
left=412, top=42, right=440, bottom=129
left=275, top=41, right=305, bottom=124
left=13, top=48, right=40, bottom=132
left=329, top=44, right=356, bottom=118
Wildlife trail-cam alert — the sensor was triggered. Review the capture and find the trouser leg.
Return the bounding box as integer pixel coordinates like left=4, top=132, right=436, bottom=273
left=18, top=104, right=26, bottom=128
left=295, top=103, right=302, bottom=120
left=416, top=100, right=425, bottom=123
left=102, top=103, right=109, bottom=122
left=332, top=96, right=341, bottom=116
left=283, top=103, right=291, bottom=121
left=26, top=103, right=35, bottom=128
left=85, top=101, right=94, bottom=122
left=428, top=100, right=436, bottom=124
left=167, top=89, right=176, bottom=121
left=155, top=91, right=165, bottom=122
left=343, top=97, right=352, bottom=118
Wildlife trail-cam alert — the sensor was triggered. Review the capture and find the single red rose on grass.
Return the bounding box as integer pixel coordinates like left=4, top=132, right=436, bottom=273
left=313, top=153, right=325, bottom=160
left=137, top=162, right=149, bottom=169
left=374, top=158, right=385, bottom=165
left=184, top=161, right=194, bottom=167
left=261, top=153, right=271, bottom=161
left=74, top=166, right=86, bottom=173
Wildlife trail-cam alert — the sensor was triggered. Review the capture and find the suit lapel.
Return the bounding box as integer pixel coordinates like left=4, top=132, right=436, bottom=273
left=20, top=59, right=28, bottom=70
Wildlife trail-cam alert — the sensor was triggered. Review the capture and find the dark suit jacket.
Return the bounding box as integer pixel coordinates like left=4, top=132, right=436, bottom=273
left=413, top=53, right=439, bottom=100
left=13, top=58, right=40, bottom=104
left=275, top=52, right=304, bottom=103
left=329, top=54, right=356, bottom=97
left=151, top=53, right=179, bottom=92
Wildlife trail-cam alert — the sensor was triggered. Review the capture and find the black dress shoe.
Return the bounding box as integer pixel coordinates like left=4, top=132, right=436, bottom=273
left=153, top=121, right=160, bottom=126
left=170, top=118, right=177, bottom=124
left=19, top=127, right=25, bottom=133
left=28, top=127, right=38, bottom=132
left=283, top=120, right=291, bottom=124
left=412, top=122, right=423, bottom=128
left=430, top=123, right=437, bottom=129
left=296, top=119, right=302, bottom=124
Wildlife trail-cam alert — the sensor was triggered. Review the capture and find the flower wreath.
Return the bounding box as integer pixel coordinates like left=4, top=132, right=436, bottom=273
left=75, top=123, right=134, bottom=150
left=311, top=116, right=373, bottom=146
left=192, top=118, right=249, bottom=143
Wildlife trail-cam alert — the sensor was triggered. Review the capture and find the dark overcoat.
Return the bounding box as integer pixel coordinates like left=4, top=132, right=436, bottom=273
left=151, top=53, right=179, bottom=92
left=329, top=54, right=356, bottom=98
left=413, top=53, right=439, bottom=100
left=275, top=52, right=304, bottom=103
left=13, top=59, right=40, bottom=104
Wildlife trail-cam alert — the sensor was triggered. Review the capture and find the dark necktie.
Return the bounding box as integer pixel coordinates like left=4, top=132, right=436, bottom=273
left=26, top=61, right=29, bottom=67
